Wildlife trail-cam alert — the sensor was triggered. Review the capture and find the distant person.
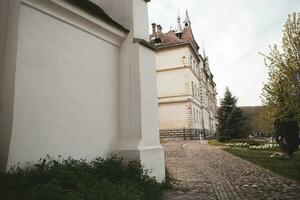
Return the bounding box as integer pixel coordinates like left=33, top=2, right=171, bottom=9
left=199, top=131, right=204, bottom=143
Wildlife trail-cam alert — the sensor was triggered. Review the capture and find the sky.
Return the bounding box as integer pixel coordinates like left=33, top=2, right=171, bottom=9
left=148, top=0, right=300, bottom=106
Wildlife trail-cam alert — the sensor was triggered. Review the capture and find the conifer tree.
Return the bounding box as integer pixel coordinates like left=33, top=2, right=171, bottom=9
left=216, top=87, right=247, bottom=141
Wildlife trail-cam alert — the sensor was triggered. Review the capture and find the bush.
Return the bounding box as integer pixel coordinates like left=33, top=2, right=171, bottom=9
left=0, top=155, right=166, bottom=200
left=274, top=118, right=300, bottom=158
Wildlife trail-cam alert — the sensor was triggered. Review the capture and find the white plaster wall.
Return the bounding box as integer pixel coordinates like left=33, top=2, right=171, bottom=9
left=137, top=44, right=165, bottom=182
left=0, top=0, right=20, bottom=170
left=91, top=0, right=165, bottom=181
left=158, top=102, right=189, bottom=129
left=7, top=4, right=120, bottom=167
left=138, top=44, right=160, bottom=147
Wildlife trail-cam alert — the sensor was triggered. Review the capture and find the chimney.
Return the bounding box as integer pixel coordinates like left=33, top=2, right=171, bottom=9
left=151, top=23, right=156, bottom=34
left=157, top=24, right=162, bottom=32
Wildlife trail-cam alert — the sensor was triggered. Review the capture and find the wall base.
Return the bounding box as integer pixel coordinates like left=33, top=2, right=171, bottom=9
left=114, top=145, right=165, bottom=182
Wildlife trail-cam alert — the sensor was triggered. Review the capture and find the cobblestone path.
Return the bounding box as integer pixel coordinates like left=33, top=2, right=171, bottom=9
left=162, top=141, right=300, bottom=200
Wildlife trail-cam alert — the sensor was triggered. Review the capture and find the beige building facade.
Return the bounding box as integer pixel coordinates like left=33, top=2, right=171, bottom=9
left=150, top=11, right=217, bottom=138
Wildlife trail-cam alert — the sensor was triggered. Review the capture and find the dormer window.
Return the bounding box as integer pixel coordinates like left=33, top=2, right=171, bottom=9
left=154, top=38, right=162, bottom=45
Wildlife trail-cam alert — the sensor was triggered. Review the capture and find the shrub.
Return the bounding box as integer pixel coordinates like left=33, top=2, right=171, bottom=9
left=0, top=155, right=165, bottom=200
left=274, top=118, right=300, bottom=158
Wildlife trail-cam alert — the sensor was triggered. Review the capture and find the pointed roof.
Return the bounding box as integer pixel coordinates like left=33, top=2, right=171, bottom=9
left=183, top=9, right=191, bottom=27
left=181, top=9, right=198, bottom=50
left=181, top=26, right=199, bottom=50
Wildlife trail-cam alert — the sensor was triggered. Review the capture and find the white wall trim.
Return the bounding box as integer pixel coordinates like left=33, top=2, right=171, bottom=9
left=21, top=0, right=127, bottom=47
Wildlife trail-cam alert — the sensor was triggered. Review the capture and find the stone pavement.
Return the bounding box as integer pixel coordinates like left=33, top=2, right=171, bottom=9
left=162, top=140, right=300, bottom=200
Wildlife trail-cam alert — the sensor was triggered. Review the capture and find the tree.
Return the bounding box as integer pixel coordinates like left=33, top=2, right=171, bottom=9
left=217, top=87, right=247, bottom=141
left=241, top=106, right=263, bottom=135
left=258, top=106, right=275, bottom=135
left=261, top=12, right=300, bottom=157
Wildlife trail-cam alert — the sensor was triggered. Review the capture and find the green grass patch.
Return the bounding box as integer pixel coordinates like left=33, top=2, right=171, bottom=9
left=208, top=139, right=227, bottom=146
left=224, top=148, right=300, bottom=182
left=208, top=139, right=267, bottom=146
left=228, top=138, right=267, bottom=146
left=0, top=155, right=168, bottom=200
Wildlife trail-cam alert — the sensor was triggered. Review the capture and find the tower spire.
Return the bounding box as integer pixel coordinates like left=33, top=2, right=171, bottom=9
left=183, top=9, right=191, bottom=27
left=175, top=11, right=182, bottom=33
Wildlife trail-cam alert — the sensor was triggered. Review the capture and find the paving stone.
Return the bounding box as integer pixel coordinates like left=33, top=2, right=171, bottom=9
left=162, top=141, right=300, bottom=200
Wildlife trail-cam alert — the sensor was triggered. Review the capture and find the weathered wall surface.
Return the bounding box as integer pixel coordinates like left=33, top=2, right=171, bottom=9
left=155, top=46, right=188, bottom=70
left=155, top=45, right=205, bottom=130
left=159, top=102, right=190, bottom=129
left=157, top=68, right=188, bottom=98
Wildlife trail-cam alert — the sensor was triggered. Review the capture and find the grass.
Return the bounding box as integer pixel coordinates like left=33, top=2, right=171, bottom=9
left=208, top=139, right=267, bottom=146
left=208, top=139, right=227, bottom=146
left=224, top=148, right=300, bottom=182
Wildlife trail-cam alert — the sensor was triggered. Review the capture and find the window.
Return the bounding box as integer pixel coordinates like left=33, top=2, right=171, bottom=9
left=195, top=84, right=197, bottom=98
left=192, top=81, right=194, bottom=96
left=193, top=109, right=196, bottom=123
left=182, top=56, right=187, bottom=66
left=192, top=60, right=194, bottom=70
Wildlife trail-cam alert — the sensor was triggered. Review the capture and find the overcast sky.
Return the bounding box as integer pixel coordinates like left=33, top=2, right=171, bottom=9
left=148, top=0, right=300, bottom=106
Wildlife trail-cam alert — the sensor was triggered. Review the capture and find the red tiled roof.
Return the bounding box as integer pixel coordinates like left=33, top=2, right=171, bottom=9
left=181, top=26, right=199, bottom=50
left=149, top=24, right=199, bottom=52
